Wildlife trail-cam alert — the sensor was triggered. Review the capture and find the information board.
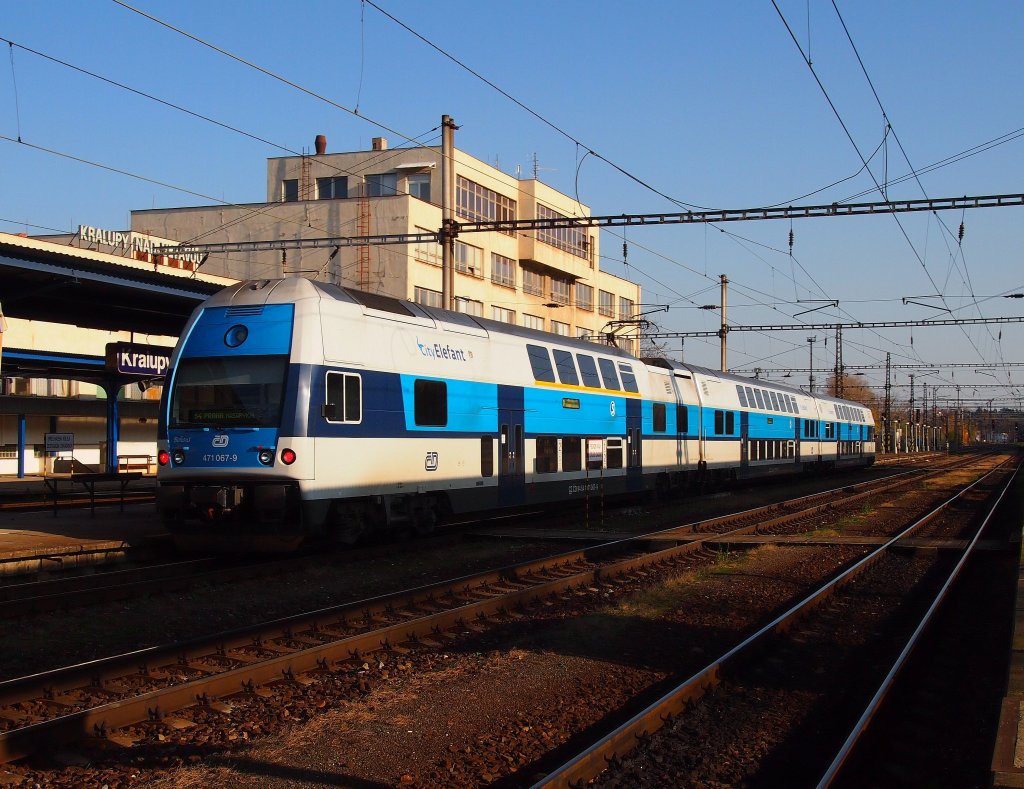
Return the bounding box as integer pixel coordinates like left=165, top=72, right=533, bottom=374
left=45, top=433, right=75, bottom=452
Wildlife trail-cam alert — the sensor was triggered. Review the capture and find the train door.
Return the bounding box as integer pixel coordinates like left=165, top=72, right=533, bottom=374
left=794, top=416, right=802, bottom=464
left=626, top=398, right=642, bottom=491
left=498, top=385, right=526, bottom=506
left=741, top=413, right=749, bottom=468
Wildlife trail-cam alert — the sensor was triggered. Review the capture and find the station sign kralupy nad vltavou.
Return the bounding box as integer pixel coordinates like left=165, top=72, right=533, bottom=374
left=105, top=342, right=171, bottom=378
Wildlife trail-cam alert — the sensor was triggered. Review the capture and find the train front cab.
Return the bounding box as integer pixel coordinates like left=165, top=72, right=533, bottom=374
left=157, top=297, right=311, bottom=539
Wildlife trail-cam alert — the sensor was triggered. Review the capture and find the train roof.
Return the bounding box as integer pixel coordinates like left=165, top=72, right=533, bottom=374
left=645, top=357, right=872, bottom=410
left=209, top=278, right=638, bottom=361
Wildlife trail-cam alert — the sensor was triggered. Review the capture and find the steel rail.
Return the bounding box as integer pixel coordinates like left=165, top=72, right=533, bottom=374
left=815, top=461, right=1021, bottom=787
left=530, top=456, right=1014, bottom=788
left=0, top=457, right=978, bottom=764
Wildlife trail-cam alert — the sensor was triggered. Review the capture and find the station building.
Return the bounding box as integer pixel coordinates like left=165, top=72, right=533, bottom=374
left=1, top=136, right=642, bottom=475
left=129, top=135, right=642, bottom=350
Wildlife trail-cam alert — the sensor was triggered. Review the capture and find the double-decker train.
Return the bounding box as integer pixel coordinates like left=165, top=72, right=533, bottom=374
left=156, top=278, right=875, bottom=547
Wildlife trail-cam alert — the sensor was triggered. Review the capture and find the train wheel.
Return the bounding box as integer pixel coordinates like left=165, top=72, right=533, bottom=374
left=413, top=501, right=438, bottom=537
left=332, top=507, right=368, bottom=546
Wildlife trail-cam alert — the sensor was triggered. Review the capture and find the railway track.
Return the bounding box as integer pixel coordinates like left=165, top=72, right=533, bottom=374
left=533, top=456, right=1018, bottom=788
left=0, top=453, right=995, bottom=766
left=0, top=455, right=973, bottom=621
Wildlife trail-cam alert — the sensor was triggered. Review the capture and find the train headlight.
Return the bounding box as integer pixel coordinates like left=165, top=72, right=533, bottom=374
left=224, top=324, right=249, bottom=348
left=280, top=448, right=296, bottom=465
left=158, top=450, right=170, bottom=466
left=258, top=448, right=274, bottom=465
left=171, top=449, right=186, bottom=465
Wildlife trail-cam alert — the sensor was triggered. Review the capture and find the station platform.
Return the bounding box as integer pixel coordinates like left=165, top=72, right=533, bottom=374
left=993, top=529, right=1024, bottom=787
left=0, top=473, right=167, bottom=576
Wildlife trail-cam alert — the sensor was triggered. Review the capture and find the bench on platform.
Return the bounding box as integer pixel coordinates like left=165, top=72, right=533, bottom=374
left=117, top=454, right=154, bottom=474
left=43, top=472, right=143, bottom=517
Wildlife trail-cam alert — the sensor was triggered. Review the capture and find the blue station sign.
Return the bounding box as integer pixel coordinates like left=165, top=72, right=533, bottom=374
left=105, top=342, right=171, bottom=377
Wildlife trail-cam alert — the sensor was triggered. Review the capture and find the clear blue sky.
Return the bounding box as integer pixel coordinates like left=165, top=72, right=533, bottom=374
left=2, top=1, right=1022, bottom=406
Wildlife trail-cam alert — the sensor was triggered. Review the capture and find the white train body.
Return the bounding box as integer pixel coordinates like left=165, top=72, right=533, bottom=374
left=156, top=279, right=875, bottom=540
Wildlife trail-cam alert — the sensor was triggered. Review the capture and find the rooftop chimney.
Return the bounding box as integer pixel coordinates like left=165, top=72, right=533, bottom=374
left=314, top=134, right=327, bottom=155
left=371, top=136, right=388, bottom=151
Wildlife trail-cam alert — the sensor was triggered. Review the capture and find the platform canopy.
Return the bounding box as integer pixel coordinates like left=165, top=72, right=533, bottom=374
left=0, top=233, right=224, bottom=336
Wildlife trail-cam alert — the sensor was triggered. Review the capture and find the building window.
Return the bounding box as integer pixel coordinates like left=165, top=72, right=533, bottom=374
left=523, top=269, right=545, bottom=297
left=456, top=176, right=516, bottom=233
left=455, top=241, right=483, bottom=278
left=576, top=283, right=594, bottom=311
left=366, top=173, right=397, bottom=197
left=407, top=173, right=430, bottom=202
left=414, top=379, right=447, bottom=426
left=414, top=226, right=441, bottom=267
left=282, top=179, right=299, bottom=202
left=414, top=286, right=442, bottom=308
left=599, top=290, right=615, bottom=317
left=522, top=313, right=544, bottom=331
left=536, top=204, right=588, bottom=258
left=550, top=278, right=571, bottom=305
left=576, top=326, right=591, bottom=340
left=492, top=305, right=515, bottom=324
left=325, top=372, right=362, bottom=423
left=619, top=296, right=635, bottom=320
left=454, top=297, right=483, bottom=317
left=491, top=253, right=515, bottom=288
left=316, top=176, right=347, bottom=200
left=551, top=320, right=570, bottom=336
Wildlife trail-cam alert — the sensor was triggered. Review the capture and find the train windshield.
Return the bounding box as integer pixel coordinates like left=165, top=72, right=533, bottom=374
left=170, top=355, right=288, bottom=428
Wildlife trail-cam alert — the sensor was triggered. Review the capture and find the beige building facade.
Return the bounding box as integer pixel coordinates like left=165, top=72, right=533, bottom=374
left=131, top=137, right=642, bottom=350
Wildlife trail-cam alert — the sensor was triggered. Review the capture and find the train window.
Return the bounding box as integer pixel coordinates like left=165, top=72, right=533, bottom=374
left=618, top=363, right=640, bottom=393
left=714, top=410, right=724, bottom=434
left=527, top=344, right=556, bottom=383
left=414, top=379, right=447, bottom=426
left=653, top=403, right=667, bottom=432
left=825, top=422, right=835, bottom=439
left=535, top=436, right=558, bottom=474
left=563, top=436, right=582, bottom=471
left=769, top=391, right=780, bottom=411
left=606, top=438, right=623, bottom=469
left=598, top=358, right=621, bottom=390
left=789, top=396, right=798, bottom=414
left=677, top=405, right=689, bottom=434
left=745, top=386, right=756, bottom=408
left=576, top=354, right=601, bottom=388
left=553, top=349, right=580, bottom=386
left=736, top=385, right=748, bottom=407
left=481, top=436, right=494, bottom=477
left=324, top=372, right=362, bottom=423
left=753, top=389, right=766, bottom=409
left=726, top=411, right=735, bottom=433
